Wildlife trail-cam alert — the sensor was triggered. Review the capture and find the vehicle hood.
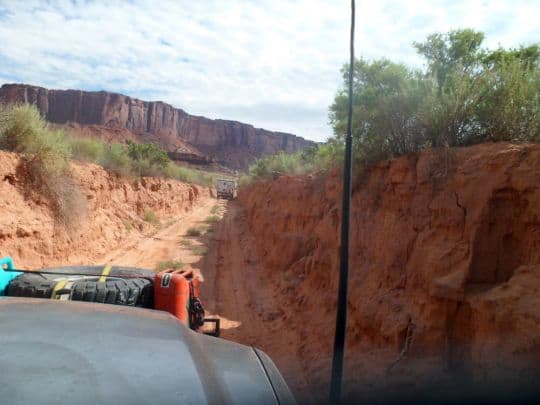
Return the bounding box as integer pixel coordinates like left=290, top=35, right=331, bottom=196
left=0, top=297, right=294, bottom=404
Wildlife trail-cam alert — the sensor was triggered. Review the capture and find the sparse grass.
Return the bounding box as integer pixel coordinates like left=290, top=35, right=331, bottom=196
left=122, top=219, right=134, bottom=231
left=163, top=218, right=176, bottom=228
left=190, top=246, right=208, bottom=256
left=164, top=163, right=216, bottom=187
left=198, top=224, right=211, bottom=233
left=205, top=215, right=220, bottom=223
left=155, top=260, right=184, bottom=271
left=186, top=226, right=203, bottom=237
left=70, top=137, right=104, bottom=162
left=180, top=239, right=193, bottom=247
left=210, top=205, right=220, bottom=214
left=142, top=209, right=159, bottom=225
left=99, top=142, right=132, bottom=176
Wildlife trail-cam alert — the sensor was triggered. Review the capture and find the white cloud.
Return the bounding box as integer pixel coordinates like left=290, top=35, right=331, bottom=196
left=0, top=0, right=538, bottom=142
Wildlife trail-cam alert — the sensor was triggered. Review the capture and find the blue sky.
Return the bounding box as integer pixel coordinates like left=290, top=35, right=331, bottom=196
left=0, top=0, right=538, bottom=142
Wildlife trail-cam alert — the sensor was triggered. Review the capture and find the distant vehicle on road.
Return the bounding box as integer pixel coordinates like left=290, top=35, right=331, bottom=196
left=216, top=179, right=237, bottom=200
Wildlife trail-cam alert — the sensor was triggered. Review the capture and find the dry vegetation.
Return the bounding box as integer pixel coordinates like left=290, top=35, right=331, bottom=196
left=155, top=260, right=184, bottom=271
left=0, top=104, right=87, bottom=229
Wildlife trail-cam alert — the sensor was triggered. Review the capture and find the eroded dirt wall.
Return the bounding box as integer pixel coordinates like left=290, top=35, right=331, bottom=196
left=237, top=142, right=540, bottom=401
left=0, top=151, right=207, bottom=268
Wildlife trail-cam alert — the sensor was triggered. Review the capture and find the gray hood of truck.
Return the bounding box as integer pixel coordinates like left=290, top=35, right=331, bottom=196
left=0, top=297, right=294, bottom=405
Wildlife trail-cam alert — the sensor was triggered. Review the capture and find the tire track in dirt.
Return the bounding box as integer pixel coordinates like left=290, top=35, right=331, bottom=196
left=97, top=196, right=221, bottom=272
left=200, top=201, right=313, bottom=402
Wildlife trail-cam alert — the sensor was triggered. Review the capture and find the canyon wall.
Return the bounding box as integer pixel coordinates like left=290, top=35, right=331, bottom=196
left=237, top=142, right=540, bottom=401
left=0, top=83, right=315, bottom=169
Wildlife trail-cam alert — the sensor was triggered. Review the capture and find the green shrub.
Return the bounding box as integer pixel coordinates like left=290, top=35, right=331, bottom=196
left=155, top=260, right=184, bottom=271
left=0, top=103, right=44, bottom=152
left=180, top=239, right=193, bottom=247
left=247, top=151, right=308, bottom=180
left=238, top=174, right=252, bottom=187
left=190, top=246, right=208, bottom=256
left=210, top=205, right=219, bottom=214
left=205, top=215, right=220, bottom=223
left=476, top=60, right=540, bottom=142
left=163, top=163, right=215, bottom=187
left=122, top=219, right=134, bottom=231
left=186, top=226, right=203, bottom=237
left=70, top=137, right=104, bottom=161
left=126, top=140, right=170, bottom=176
left=142, top=209, right=159, bottom=225
left=127, top=140, right=169, bottom=166
left=99, top=142, right=131, bottom=175
left=242, top=145, right=338, bottom=184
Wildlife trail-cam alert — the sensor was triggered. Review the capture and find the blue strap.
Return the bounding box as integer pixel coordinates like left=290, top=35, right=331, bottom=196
left=0, top=256, right=21, bottom=296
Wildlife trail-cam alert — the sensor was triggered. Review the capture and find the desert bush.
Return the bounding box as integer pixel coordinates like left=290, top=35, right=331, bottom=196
left=0, top=104, right=87, bottom=229
left=126, top=140, right=170, bottom=176
left=186, top=226, right=203, bottom=237
left=237, top=174, right=252, bottom=187
left=246, top=151, right=312, bottom=181
left=155, top=260, right=184, bottom=271
left=41, top=173, right=87, bottom=229
left=242, top=140, right=345, bottom=184
left=190, top=246, right=208, bottom=256
left=122, top=218, right=134, bottom=231
left=163, top=163, right=215, bottom=187
left=0, top=103, right=44, bottom=152
left=142, top=209, right=159, bottom=225
left=70, top=137, right=104, bottom=161
left=205, top=215, right=220, bottom=223
left=180, top=239, right=193, bottom=247
left=476, top=59, right=540, bottom=142
left=99, top=142, right=131, bottom=175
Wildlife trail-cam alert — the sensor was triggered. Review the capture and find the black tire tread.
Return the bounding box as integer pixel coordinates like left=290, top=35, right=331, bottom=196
left=6, top=274, right=57, bottom=299
left=70, top=278, right=153, bottom=308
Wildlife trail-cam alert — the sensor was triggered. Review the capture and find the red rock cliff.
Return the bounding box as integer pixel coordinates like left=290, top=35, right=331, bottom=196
left=0, top=83, right=315, bottom=169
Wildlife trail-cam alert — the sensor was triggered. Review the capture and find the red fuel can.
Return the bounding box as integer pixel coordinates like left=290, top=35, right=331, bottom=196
left=155, top=269, right=193, bottom=324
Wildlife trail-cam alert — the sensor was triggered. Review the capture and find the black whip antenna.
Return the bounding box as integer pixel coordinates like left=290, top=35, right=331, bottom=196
left=330, top=0, right=355, bottom=403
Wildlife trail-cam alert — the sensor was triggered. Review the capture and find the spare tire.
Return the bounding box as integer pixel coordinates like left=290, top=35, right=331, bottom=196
left=70, top=277, right=153, bottom=308
left=6, top=273, right=57, bottom=299
left=39, top=265, right=156, bottom=280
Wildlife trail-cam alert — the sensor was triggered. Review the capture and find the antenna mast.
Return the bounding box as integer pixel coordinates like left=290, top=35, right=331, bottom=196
left=329, top=0, right=355, bottom=403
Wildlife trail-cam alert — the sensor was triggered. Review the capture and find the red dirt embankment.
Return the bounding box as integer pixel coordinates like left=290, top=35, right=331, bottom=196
left=0, top=151, right=207, bottom=268
left=235, top=142, right=540, bottom=401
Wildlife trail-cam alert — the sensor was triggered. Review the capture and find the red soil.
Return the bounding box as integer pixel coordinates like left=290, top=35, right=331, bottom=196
left=202, top=142, right=540, bottom=402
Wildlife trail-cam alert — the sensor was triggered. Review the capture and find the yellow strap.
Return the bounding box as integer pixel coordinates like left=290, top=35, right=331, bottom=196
left=99, top=264, right=112, bottom=283
left=51, top=279, right=67, bottom=300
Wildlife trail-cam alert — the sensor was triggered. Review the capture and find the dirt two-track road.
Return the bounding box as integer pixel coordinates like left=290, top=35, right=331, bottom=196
left=99, top=195, right=219, bottom=271
left=97, top=194, right=310, bottom=400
